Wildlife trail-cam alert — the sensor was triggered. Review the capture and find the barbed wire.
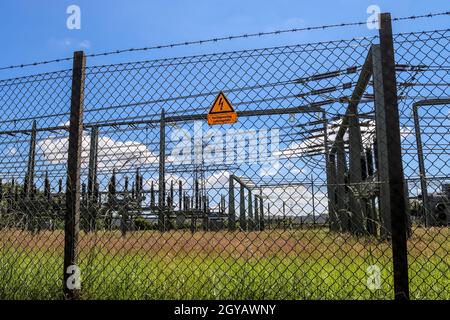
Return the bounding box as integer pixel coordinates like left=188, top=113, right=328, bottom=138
left=0, top=10, right=448, bottom=72
left=0, top=57, right=73, bottom=72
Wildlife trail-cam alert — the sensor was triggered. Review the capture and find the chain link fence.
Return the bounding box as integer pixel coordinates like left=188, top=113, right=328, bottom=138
left=0, top=13, right=449, bottom=300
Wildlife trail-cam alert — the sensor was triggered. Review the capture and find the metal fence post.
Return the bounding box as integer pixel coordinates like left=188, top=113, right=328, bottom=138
left=64, top=51, right=86, bottom=299
left=248, top=189, right=253, bottom=230
left=327, top=153, right=338, bottom=231
left=159, top=109, right=166, bottom=231
left=87, top=126, right=98, bottom=232
left=254, top=195, right=260, bottom=231
left=25, top=120, right=37, bottom=198
left=25, top=120, right=37, bottom=232
left=259, top=195, right=264, bottom=231
left=412, top=98, right=450, bottom=227
left=412, top=104, right=429, bottom=226
left=311, top=174, right=316, bottom=227
left=378, top=13, right=410, bottom=300
left=336, top=137, right=347, bottom=232
left=228, top=176, right=236, bottom=231
left=372, top=45, right=392, bottom=239
left=239, top=183, right=246, bottom=231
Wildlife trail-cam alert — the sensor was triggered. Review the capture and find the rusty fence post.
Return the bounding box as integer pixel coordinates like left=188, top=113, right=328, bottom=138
left=63, top=51, right=86, bottom=299
left=377, top=13, right=410, bottom=300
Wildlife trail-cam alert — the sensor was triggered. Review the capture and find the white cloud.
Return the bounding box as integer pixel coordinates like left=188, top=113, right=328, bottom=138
left=259, top=161, right=281, bottom=177
left=261, top=184, right=327, bottom=217
left=205, top=170, right=230, bottom=190
left=79, top=40, right=91, bottom=49
left=276, top=119, right=413, bottom=158
left=37, top=133, right=158, bottom=171
left=52, top=38, right=91, bottom=50
left=291, top=167, right=305, bottom=175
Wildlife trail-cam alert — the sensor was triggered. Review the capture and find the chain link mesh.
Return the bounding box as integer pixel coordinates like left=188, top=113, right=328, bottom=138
left=0, top=26, right=448, bottom=300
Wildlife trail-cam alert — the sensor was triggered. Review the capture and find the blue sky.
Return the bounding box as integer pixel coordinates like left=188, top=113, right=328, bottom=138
left=0, top=1, right=447, bottom=214
left=0, top=0, right=448, bottom=71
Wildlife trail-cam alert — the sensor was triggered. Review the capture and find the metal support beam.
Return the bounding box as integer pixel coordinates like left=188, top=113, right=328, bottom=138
left=328, top=153, right=338, bottom=231
left=25, top=120, right=37, bottom=198
left=158, top=109, right=166, bottom=231
left=87, top=127, right=98, bottom=200
left=324, top=108, right=338, bottom=232
left=348, top=98, right=366, bottom=235
left=179, top=180, right=183, bottom=211
left=365, top=148, right=378, bottom=236
left=254, top=195, right=259, bottom=231
left=330, top=48, right=373, bottom=154
left=372, top=45, right=392, bottom=238
left=24, top=120, right=37, bottom=232
left=336, top=137, right=348, bottom=232
left=412, top=98, right=450, bottom=227
left=228, top=177, right=236, bottom=231
left=248, top=189, right=253, bottom=231
left=259, top=195, right=264, bottom=231
left=239, top=184, right=247, bottom=231
left=87, top=126, right=98, bottom=232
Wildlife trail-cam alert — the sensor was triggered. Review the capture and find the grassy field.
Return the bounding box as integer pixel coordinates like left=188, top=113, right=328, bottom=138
left=0, top=227, right=448, bottom=300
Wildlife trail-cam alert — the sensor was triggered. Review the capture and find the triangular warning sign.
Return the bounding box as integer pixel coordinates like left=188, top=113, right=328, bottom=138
left=207, top=91, right=238, bottom=125
left=209, top=91, right=235, bottom=114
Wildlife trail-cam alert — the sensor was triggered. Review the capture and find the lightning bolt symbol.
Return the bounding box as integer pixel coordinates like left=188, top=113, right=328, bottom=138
left=219, top=97, right=224, bottom=111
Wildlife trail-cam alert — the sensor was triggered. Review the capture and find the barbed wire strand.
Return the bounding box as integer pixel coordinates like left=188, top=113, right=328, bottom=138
left=0, top=11, right=449, bottom=72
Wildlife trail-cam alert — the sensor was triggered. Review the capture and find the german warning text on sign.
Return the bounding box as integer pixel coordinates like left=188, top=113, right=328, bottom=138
left=207, top=91, right=238, bottom=125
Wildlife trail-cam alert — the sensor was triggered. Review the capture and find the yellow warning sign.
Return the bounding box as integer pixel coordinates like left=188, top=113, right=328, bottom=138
left=207, top=91, right=238, bottom=125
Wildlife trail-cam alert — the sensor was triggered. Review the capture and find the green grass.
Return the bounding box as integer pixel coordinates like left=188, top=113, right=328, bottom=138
left=0, top=228, right=449, bottom=300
